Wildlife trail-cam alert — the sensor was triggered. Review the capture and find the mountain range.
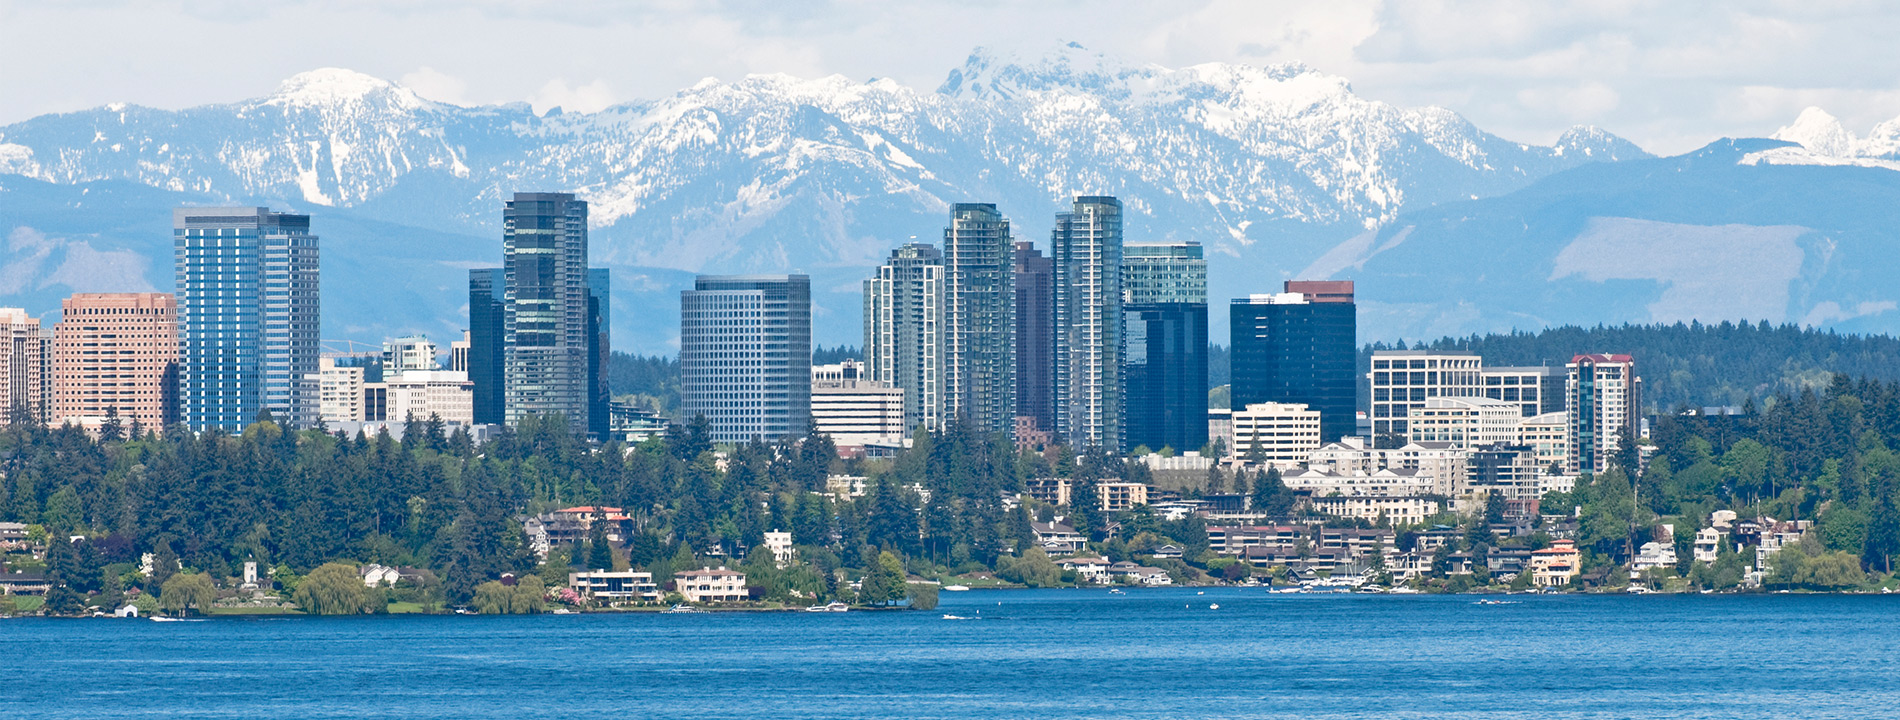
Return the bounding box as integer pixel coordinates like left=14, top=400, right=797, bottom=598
left=0, top=43, right=1893, bottom=351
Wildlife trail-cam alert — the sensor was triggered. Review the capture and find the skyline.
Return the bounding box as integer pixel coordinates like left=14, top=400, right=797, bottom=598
left=1, top=2, right=1899, bottom=155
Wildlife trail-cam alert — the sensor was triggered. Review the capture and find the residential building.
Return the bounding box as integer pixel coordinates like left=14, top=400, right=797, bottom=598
left=1482, top=365, right=1563, bottom=416
left=318, top=358, right=366, bottom=424
left=1229, top=402, right=1323, bottom=467
left=1531, top=539, right=1582, bottom=587
left=811, top=361, right=907, bottom=452
left=608, top=402, right=668, bottom=443
left=1367, top=350, right=1481, bottom=437
left=1465, top=442, right=1547, bottom=516
left=863, top=243, right=944, bottom=434
left=1282, top=466, right=1436, bottom=498
left=1097, top=481, right=1150, bottom=512
left=450, top=331, right=470, bottom=373
left=48, top=293, right=179, bottom=430
left=467, top=268, right=506, bottom=425
left=1030, top=522, right=1085, bottom=554
left=1632, top=541, right=1677, bottom=574
left=381, top=370, right=475, bottom=425
left=1024, top=478, right=1073, bottom=507
left=0, top=308, right=44, bottom=425
left=942, top=203, right=1016, bottom=434
left=1206, top=525, right=1305, bottom=555
left=675, top=566, right=748, bottom=603
left=1122, top=241, right=1208, bottom=454
left=1516, top=410, right=1571, bottom=471
left=680, top=275, right=812, bottom=443
left=1052, top=196, right=1123, bottom=450
left=1231, top=281, right=1355, bottom=443
left=500, top=192, right=602, bottom=437
left=1405, top=396, right=1524, bottom=449
left=1059, top=556, right=1110, bottom=584
left=1013, top=241, right=1055, bottom=436
left=1568, top=354, right=1641, bottom=474
left=1694, top=527, right=1724, bottom=563
left=763, top=531, right=794, bottom=568
left=1307, top=495, right=1442, bottom=525
left=569, top=570, right=661, bottom=603
left=383, top=335, right=438, bottom=372
left=174, top=207, right=320, bottom=430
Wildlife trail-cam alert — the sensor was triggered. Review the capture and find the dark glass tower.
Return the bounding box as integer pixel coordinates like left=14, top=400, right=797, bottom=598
left=468, top=268, right=506, bottom=425
left=1013, top=241, right=1054, bottom=436
left=502, top=192, right=593, bottom=435
left=1230, top=280, right=1357, bottom=443
left=1123, top=241, right=1207, bottom=453
left=588, top=267, right=611, bottom=440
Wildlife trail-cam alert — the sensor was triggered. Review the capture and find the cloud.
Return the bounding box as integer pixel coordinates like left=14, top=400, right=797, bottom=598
left=399, top=66, right=471, bottom=105
left=530, top=78, right=618, bottom=115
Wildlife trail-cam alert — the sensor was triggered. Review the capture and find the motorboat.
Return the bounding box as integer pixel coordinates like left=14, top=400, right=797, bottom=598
left=805, top=602, right=849, bottom=612
left=943, top=585, right=970, bottom=592
left=663, top=604, right=703, bottom=614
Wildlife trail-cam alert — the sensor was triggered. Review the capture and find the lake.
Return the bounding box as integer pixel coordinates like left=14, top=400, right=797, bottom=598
left=9, top=588, right=1900, bottom=719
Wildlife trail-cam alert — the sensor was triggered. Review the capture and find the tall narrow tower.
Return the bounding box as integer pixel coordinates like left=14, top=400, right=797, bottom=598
left=174, top=207, right=320, bottom=430
left=1013, top=241, right=1055, bottom=437
left=1123, top=241, right=1207, bottom=453
left=1052, top=196, right=1124, bottom=451
left=941, top=204, right=1016, bottom=435
left=864, top=242, right=945, bottom=434
left=501, top=192, right=593, bottom=434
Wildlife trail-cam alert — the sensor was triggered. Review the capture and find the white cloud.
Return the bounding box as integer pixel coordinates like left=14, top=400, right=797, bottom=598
left=399, top=66, right=471, bottom=106
left=529, top=78, right=618, bottom=115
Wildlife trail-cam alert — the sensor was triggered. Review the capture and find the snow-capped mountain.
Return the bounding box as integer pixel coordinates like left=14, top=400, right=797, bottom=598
left=0, top=43, right=1648, bottom=348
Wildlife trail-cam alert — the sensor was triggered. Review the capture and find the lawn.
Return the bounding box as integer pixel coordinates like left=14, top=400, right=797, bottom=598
left=208, top=605, right=302, bottom=615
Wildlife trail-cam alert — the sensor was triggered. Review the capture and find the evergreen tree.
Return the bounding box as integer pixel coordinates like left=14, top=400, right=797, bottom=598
left=1863, top=490, right=1900, bottom=574
left=588, top=518, right=614, bottom=571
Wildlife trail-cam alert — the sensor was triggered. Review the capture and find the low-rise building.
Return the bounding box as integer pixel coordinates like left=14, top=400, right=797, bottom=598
left=1531, top=539, right=1581, bottom=587
left=675, top=566, right=747, bottom=603
left=570, top=570, right=660, bottom=603
left=1308, top=495, right=1443, bottom=525
left=1229, top=402, right=1323, bottom=468
left=1207, top=525, right=1304, bottom=555
left=1059, top=556, right=1110, bottom=584
left=1694, top=527, right=1723, bottom=563
left=1632, top=541, right=1677, bottom=573
left=1032, top=522, right=1085, bottom=554
left=1097, top=482, right=1150, bottom=512
left=764, top=530, right=794, bottom=568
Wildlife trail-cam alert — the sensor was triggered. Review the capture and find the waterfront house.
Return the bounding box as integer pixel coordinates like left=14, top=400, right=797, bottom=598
left=361, top=564, right=401, bottom=587
left=676, top=566, right=747, bottom=603
left=1694, top=527, right=1723, bottom=563
left=1059, top=556, right=1111, bottom=584
left=1151, top=544, right=1184, bottom=560
left=569, top=570, right=661, bottom=604
left=0, top=572, right=49, bottom=595
left=1631, top=541, right=1677, bottom=573
left=1032, top=522, right=1086, bottom=554
left=1531, top=540, right=1581, bottom=587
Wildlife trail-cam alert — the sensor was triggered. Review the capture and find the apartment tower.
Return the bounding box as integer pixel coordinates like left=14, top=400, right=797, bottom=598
left=1052, top=196, right=1124, bottom=451
left=941, top=204, right=1016, bottom=434
left=174, top=207, right=320, bottom=431
left=863, top=242, right=945, bottom=434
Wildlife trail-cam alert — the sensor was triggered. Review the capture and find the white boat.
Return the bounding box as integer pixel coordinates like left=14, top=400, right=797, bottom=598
left=806, top=602, right=849, bottom=612
left=1108, top=588, right=1126, bottom=595
left=943, top=585, right=970, bottom=592
left=941, top=614, right=976, bottom=620
left=663, top=604, right=702, bottom=614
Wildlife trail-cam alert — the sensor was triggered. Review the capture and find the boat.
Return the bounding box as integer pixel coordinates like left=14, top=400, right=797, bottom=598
left=943, top=585, right=970, bottom=592
left=1208, top=603, right=1220, bottom=610
left=150, top=616, right=205, bottom=622
left=941, top=614, right=976, bottom=620
left=663, top=604, right=702, bottom=614
left=1109, top=588, right=1126, bottom=595
left=1473, top=599, right=1519, bottom=606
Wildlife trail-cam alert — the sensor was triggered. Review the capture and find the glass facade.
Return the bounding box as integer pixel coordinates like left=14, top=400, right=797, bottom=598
left=1123, top=241, right=1207, bottom=453
left=1230, top=281, right=1356, bottom=444
left=502, top=192, right=594, bottom=435
left=588, top=267, right=611, bottom=439
left=1013, top=241, right=1054, bottom=436
left=864, top=243, right=944, bottom=434
left=173, top=207, right=319, bottom=431
left=1052, top=196, right=1123, bottom=451
left=680, top=275, right=812, bottom=443
left=942, top=203, right=1016, bottom=435
left=468, top=268, right=505, bottom=425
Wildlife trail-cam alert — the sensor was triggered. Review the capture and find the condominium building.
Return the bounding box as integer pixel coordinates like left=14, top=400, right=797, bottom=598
left=1482, top=365, right=1563, bottom=416
left=1231, top=280, right=1356, bottom=443
left=863, top=243, right=944, bottom=434
left=0, top=308, right=44, bottom=425
left=1052, top=196, right=1123, bottom=450
left=49, top=293, right=179, bottom=430
left=500, top=193, right=607, bottom=437
left=1517, top=411, right=1571, bottom=471
left=318, top=357, right=366, bottom=424
left=1013, top=241, right=1055, bottom=436
left=675, top=566, right=748, bottom=603
left=1122, top=241, right=1207, bottom=454
left=1229, top=402, right=1323, bottom=467
left=680, top=275, right=811, bottom=443
left=811, top=361, right=906, bottom=451
left=173, top=207, right=320, bottom=430
left=383, top=335, right=439, bottom=373
left=942, top=203, right=1016, bottom=434
left=1367, top=351, right=1481, bottom=437
left=1405, top=396, right=1524, bottom=449
left=1568, top=354, right=1640, bottom=475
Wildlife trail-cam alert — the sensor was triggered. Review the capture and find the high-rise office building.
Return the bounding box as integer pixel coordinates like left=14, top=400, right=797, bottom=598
left=450, top=331, right=471, bottom=374
left=1567, top=354, right=1640, bottom=475
left=1122, top=241, right=1207, bottom=453
left=468, top=268, right=505, bottom=425
left=1482, top=365, right=1564, bottom=416
left=588, top=267, right=611, bottom=440
left=0, top=308, right=44, bottom=425
left=50, top=293, right=179, bottom=430
left=942, top=204, right=1016, bottom=434
left=680, top=275, right=811, bottom=444
left=1231, top=280, right=1356, bottom=443
left=174, top=207, right=320, bottom=431
left=863, top=242, right=944, bottom=434
left=1013, top=241, right=1055, bottom=436
left=1052, top=196, right=1124, bottom=451
left=500, top=192, right=599, bottom=436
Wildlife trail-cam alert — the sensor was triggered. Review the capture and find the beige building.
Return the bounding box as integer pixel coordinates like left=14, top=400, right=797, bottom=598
left=50, top=294, right=180, bottom=432
left=319, top=357, right=366, bottom=424
left=1517, top=411, right=1571, bottom=471
left=811, top=361, right=906, bottom=451
left=675, top=566, right=748, bottom=603
left=382, top=370, right=474, bottom=425
left=0, top=308, right=45, bottom=425
left=1308, top=495, right=1443, bottom=525
left=1229, top=402, right=1322, bottom=468
left=1096, top=481, right=1150, bottom=512
left=1531, top=539, right=1582, bottom=587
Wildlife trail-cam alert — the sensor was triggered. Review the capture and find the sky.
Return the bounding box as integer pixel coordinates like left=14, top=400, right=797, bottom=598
left=2, top=0, right=1899, bottom=154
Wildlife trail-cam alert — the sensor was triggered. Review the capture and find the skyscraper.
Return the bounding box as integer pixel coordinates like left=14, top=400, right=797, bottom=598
left=50, top=293, right=179, bottom=430
left=174, top=207, right=320, bottom=431
left=863, top=242, right=944, bottom=434
left=1013, top=241, right=1054, bottom=437
left=1052, top=196, right=1124, bottom=451
left=680, top=275, right=811, bottom=444
left=1230, top=280, right=1356, bottom=444
left=588, top=267, right=612, bottom=441
left=501, top=192, right=595, bottom=435
left=0, top=308, right=43, bottom=425
left=467, top=268, right=505, bottom=425
left=1567, top=354, right=1640, bottom=475
left=1122, top=241, right=1207, bottom=453
left=942, top=204, right=1016, bottom=434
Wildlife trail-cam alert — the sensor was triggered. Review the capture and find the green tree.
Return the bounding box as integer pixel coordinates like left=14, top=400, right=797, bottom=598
left=1864, top=491, right=1900, bottom=574
left=511, top=575, right=547, bottom=614
left=859, top=551, right=908, bottom=605
left=473, top=581, right=514, bottom=614
left=159, top=573, right=218, bottom=616
left=294, top=562, right=370, bottom=615
left=907, top=582, right=940, bottom=611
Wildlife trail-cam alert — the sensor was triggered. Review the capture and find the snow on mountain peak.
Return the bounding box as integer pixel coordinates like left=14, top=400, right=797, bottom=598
left=1773, top=107, right=1859, bottom=157
left=268, top=68, right=429, bottom=110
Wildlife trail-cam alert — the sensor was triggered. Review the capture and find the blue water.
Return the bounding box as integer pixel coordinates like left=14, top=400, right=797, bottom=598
left=9, top=588, right=1900, bottom=719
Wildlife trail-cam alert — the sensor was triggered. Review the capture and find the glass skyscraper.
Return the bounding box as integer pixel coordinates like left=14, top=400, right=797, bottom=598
left=467, top=268, right=505, bottom=425
left=864, top=243, right=944, bottom=434
left=173, top=207, right=319, bottom=431
left=1123, top=241, right=1208, bottom=453
left=1013, top=241, right=1055, bottom=437
left=588, top=267, right=611, bottom=440
left=1052, top=196, right=1123, bottom=451
left=680, top=275, right=811, bottom=444
left=1231, top=280, right=1357, bottom=443
left=501, top=192, right=597, bottom=435
left=942, top=203, right=1016, bottom=435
